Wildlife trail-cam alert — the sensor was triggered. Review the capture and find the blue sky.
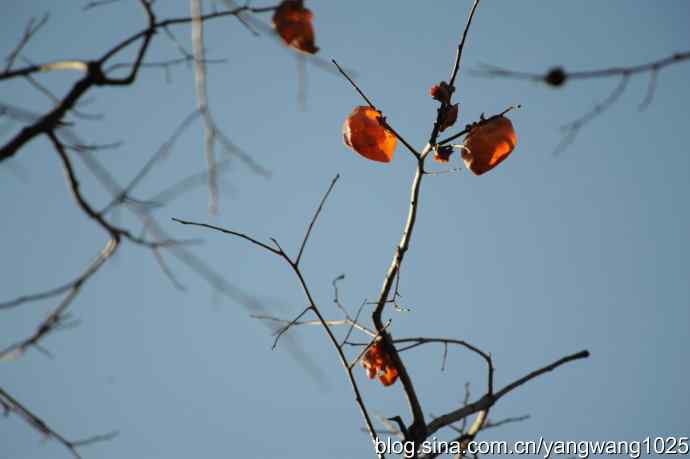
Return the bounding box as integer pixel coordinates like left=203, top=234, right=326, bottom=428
left=1, top=1, right=689, bottom=458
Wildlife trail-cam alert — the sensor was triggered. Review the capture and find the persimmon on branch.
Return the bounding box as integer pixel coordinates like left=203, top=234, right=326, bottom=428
left=175, top=2, right=590, bottom=457
left=4, top=1, right=593, bottom=458
left=474, top=50, right=690, bottom=154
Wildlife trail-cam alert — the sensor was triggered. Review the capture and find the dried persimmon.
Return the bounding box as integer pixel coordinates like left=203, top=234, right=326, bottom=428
left=439, top=103, right=459, bottom=132
left=361, top=341, right=399, bottom=387
left=461, top=116, right=516, bottom=175
left=433, top=145, right=454, bottom=164
left=272, top=0, right=319, bottom=54
left=342, top=106, right=397, bottom=163
left=429, top=82, right=451, bottom=103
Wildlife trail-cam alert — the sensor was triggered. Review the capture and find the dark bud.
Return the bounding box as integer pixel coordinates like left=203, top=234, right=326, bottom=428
left=429, top=82, right=452, bottom=103
left=433, top=144, right=454, bottom=164
left=545, top=67, right=567, bottom=87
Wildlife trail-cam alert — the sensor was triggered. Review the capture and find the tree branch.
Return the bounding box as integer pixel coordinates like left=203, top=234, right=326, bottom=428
left=426, top=350, right=589, bottom=437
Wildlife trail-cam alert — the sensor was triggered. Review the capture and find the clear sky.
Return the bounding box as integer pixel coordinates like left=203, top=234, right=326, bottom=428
left=1, top=1, right=689, bottom=458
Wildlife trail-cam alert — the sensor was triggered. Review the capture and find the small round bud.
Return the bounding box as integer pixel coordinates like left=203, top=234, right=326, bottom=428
left=545, top=67, right=567, bottom=87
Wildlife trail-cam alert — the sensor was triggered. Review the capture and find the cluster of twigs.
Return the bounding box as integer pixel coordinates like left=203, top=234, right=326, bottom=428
left=173, top=1, right=591, bottom=458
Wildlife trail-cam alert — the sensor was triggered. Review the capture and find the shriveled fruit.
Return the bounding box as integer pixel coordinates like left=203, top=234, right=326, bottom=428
left=461, top=116, right=516, bottom=175
left=433, top=144, right=455, bottom=164
left=439, top=103, right=459, bottom=132
left=342, top=106, right=397, bottom=163
left=272, top=0, right=319, bottom=54
left=361, top=341, right=399, bottom=387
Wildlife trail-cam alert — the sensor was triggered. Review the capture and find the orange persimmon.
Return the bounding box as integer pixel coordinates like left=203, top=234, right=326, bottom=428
left=361, top=341, right=399, bottom=387
left=342, top=106, right=397, bottom=163
left=461, top=116, right=516, bottom=175
left=378, top=365, right=399, bottom=387
left=272, top=0, right=319, bottom=54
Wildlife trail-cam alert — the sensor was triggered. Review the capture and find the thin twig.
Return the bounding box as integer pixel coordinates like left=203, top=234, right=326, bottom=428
left=448, top=0, right=481, bottom=90
left=296, top=174, right=339, bottom=266
left=0, top=387, right=117, bottom=458
left=4, top=13, right=50, bottom=73
left=426, top=350, right=589, bottom=437
left=173, top=181, right=385, bottom=457
left=332, top=59, right=420, bottom=159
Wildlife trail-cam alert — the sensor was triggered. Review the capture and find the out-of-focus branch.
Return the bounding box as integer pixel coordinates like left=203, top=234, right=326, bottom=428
left=553, top=75, right=629, bottom=155
left=0, top=1, right=279, bottom=162
left=4, top=13, right=50, bottom=73
left=475, top=51, right=690, bottom=85
left=0, top=387, right=118, bottom=458
left=474, top=51, right=690, bottom=154
left=190, top=0, right=218, bottom=214
left=0, top=239, right=116, bottom=361
left=83, top=0, right=121, bottom=11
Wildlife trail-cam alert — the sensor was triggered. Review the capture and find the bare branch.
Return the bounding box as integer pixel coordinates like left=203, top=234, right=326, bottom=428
left=0, top=239, right=117, bottom=361
left=474, top=51, right=690, bottom=153
left=0, top=387, right=116, bottom=458
left=4, top=13, right=50, bottom=73
left=475, top=51, right=690, bottom=84
left=0, top=2, right=278, bottom=162
left=173, top=184, right=386, bottom=456
left=393, top=337, right=493, bottom=395
left=172, top=218, right=280, bottom=255
left=483, top=414, right=530, bottom=430
left=190, top=0, right=218, bottom=214
left=448, top=0, right=481, bottom=90
left=83, top=0, right=121, bottom=10
left=426, top=350, right=589, bottom=437
left=269, top=306, right=312, bottom=349
left=437, top=104, right=520, bottom=146
left=554, top=76, right=629, bottom=156
left=296, top=174, right=340, bottom=265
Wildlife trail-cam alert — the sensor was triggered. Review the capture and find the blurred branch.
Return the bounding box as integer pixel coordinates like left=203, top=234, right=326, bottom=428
left=83, top=0, right=121, bottom=10
left=4, top=13, right=50, bottom=73
left=475, top=51, right=690, bottom=84
left=474, top=51, right=690, bottom=154
left=0, top=1, right=279, bottom=162
left=0, top=239, right=116, bottom=360
left=190, top=0, right=218, bottom=214
left=0, top=387, right=117, bottom=459
left=553, top=75, right=629, bottom=156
